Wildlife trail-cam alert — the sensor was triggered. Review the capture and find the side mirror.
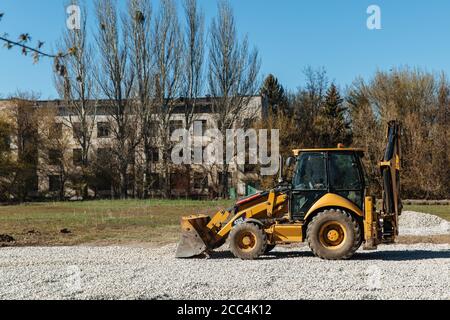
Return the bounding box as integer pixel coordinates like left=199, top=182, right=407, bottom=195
left=286, top=157, right=295, bottom=168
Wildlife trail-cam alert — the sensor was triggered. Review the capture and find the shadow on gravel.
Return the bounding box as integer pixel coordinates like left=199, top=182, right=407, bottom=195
left=209, top=250, right=315, bottom=260
left=353, top=250, right=450, bottom=261
left=209, top=249, right=450, bottom=261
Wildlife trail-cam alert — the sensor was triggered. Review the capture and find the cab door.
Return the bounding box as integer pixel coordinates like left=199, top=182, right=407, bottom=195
left=290, top=152, right=328, bottom=221
left=328, top=152, right=364, bottom=209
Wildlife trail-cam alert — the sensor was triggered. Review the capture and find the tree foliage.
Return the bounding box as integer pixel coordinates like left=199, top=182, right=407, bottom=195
left=348, top=68, right=450, bottom=199
left=260, top=74, right=288, bottom=114
left=1, top=5, right=449, bottom=201
left=314, top=83, right=351, bottom=147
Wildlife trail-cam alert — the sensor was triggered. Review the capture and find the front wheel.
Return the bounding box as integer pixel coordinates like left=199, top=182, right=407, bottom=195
left=307, top=209, right=361, bottom=260
left=229, top=223, right=267, bottom=260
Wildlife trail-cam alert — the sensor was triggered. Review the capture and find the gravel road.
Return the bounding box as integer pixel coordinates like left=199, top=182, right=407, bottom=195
left=0, top=243, right=449, bottom=300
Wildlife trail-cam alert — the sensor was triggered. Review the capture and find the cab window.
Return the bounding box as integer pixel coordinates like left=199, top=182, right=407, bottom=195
left=293, top=153, right=327, bottom=190
left=329, top=153, right=361, bottom=190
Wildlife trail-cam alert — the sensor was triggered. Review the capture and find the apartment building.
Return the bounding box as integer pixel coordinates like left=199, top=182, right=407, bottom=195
left=0, top=96, right=268, bottom=199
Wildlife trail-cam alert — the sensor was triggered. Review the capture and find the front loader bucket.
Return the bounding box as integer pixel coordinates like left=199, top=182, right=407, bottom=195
left=175, top=215, right=212, bottom=258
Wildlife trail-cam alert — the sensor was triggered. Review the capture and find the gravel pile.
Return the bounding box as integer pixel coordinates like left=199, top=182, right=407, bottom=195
left=0, top=243, right=449, bottom=300
left=399, top=211, right=450, bottom=236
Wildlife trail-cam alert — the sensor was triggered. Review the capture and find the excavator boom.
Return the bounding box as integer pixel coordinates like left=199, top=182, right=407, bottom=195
left=379, top=120, right=402, bottom=242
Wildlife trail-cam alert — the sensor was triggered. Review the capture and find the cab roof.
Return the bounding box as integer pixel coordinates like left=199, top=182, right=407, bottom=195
left=292, top=148, right=365, bottom=156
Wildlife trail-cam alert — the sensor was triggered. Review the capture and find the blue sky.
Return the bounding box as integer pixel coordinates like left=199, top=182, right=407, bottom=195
left=1, top=0, right=450, bottom=99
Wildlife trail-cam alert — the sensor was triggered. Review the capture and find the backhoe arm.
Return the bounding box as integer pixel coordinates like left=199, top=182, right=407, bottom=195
left=379, top=120, right=402, bottom=242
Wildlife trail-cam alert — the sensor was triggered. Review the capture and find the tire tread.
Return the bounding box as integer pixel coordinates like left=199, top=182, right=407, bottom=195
left=306, top=209, right=361, bottom=260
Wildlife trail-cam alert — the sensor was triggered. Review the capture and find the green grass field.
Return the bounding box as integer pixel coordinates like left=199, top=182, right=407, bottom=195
left=0, top=199, right=233, bottom=246
left=0, top=200, right=448, bottom=246
left=403, top=205, right=450, bottom=221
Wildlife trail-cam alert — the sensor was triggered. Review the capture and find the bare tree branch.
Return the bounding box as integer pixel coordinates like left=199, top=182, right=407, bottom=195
left=208, top=0, right=261, bottom=197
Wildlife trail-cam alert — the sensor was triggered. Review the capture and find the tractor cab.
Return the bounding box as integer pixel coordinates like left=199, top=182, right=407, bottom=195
left=289, top=148, right=366, bottom=221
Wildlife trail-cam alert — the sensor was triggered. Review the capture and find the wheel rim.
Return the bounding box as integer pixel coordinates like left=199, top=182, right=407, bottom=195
left=236, top=231, right=257, bottom=252
left=319, top=221, right=347, bottom=249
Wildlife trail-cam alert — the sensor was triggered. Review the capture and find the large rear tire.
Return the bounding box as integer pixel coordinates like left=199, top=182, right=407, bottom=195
left=307, top=209, right=361, bottom=260
left=229, top=223, right=267, bottom=260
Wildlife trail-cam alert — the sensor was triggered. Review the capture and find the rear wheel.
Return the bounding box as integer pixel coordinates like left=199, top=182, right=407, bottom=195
left=229, top=223, right=267, bottom=260
left=307, top=209, right=361, bottom=260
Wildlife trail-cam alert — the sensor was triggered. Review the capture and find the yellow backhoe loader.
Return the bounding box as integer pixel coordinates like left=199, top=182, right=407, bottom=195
left=176, top=121, right=402, bottom=260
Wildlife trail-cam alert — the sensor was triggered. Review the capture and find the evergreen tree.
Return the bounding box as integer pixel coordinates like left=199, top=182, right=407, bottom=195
left=260, top=74, right=289, bottom=114
left=315, top=83, right=351, bottom=147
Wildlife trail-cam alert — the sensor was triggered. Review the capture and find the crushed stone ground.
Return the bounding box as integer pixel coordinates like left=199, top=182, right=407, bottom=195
left=0, top=243, right=448, bottom=300
left=0, top=211, right=449, bottom=300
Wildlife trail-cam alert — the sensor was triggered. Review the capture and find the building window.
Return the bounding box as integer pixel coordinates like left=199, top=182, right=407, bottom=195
left=72, top=122, right=82, bottom=139
left=244, top=164, right=258, bottom=173
left=96, top=174, right=112, bottom=191
left=97, top=122, right=111, bottom=138
left=48, top=175, right=61, bottom=192
left=148, top=173, right=161, bottom=190
left=150, top=121, right=159, bottom=132
left=73, top=149, right=83, bottom=166
left=97, top=148, right=111, bottom=163
left=94, top=148, right=112, bottom=191
left=149, top=147, right=159, bottom=162
left=0, top=133, right=11, bottom=151
left=218, top=172, right=231, bottom=186
left=193, top=173, right=208, bottom=190
left=169, top=120, right=183, bottom=135
left=243, top=118, right=254, bottom=129
left=49, top=123, right=62, bottom=139
left=128, top=152, right=135, bottom=165
left=26, top=175, right=39, bottom=192
left=48, top=149, right=62, bottom=166
left=169, top=172, right=184, bottom=190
